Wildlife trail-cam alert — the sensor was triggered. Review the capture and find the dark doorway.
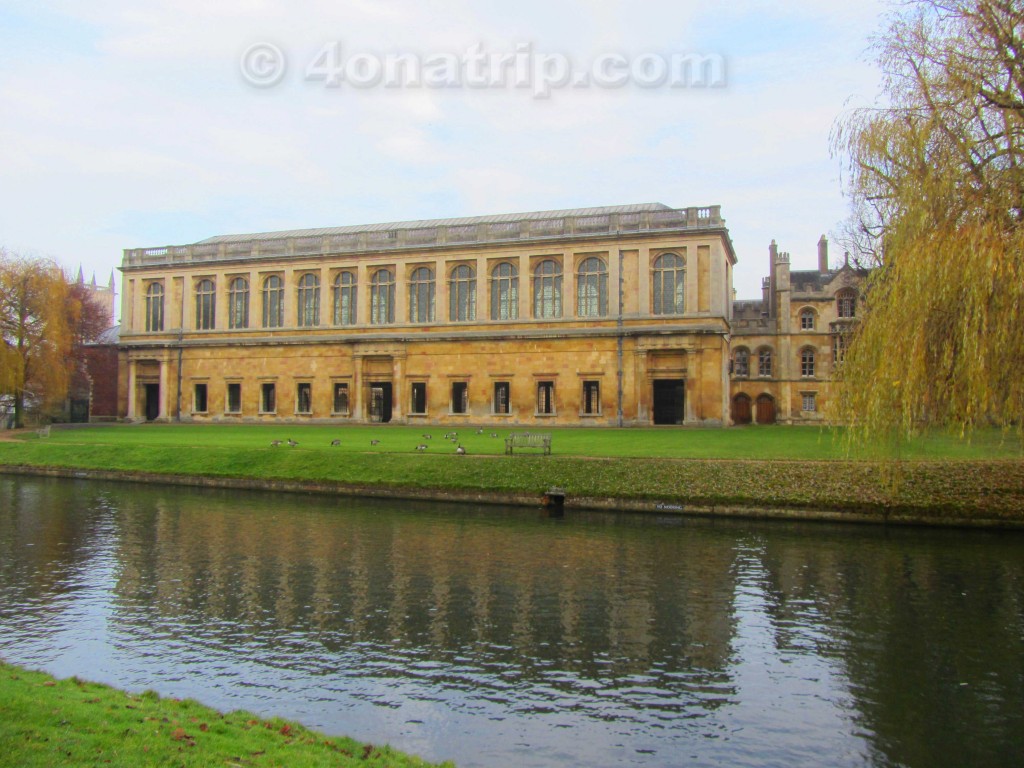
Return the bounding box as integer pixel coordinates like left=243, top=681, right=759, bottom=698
left=755, top=394, right=776, bottom=424
left=732, top=393, right=752, bottom=425
left=652, top=379, right=685, bottom=425
left=369, top=383, right=393, bottom=423
left=144, top=384, right=160, bottom=421
left=70, top=399, right=90, bottom=423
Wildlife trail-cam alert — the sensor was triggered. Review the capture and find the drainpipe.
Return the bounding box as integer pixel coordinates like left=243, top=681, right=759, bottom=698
left=616, top=247, right=624, bottom=428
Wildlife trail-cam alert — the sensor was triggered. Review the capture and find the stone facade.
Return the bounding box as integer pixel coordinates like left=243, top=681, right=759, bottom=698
left=729, top=236, right=865, bottom=425
left=118, top=204, right=737, bottom=426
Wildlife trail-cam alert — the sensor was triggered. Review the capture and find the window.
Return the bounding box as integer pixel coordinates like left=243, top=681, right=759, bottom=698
left=229, top=278, right=249, bottom=329
left=491, top=262, right=519, bottom=320
left=800, top=309, right=815, bottom=330
left=801, top=348, right=816, bottom=378
left=297, top=273, right=320, bottom=327
left=260, top=382, right=276, bottom=413
left=332, top=383, right=349, bottom=413
left=451, top=382, right=468, bottom=414
left=576, top=257, right=608, bottom=317
left=837, top=289, right=856, bottom=318
left=296, top=383, right=312, bottom=414
left=145, top=283, right=164, bottom=332
left=409, top=267, right=435, bottom=323
left=226, top=383, right=242, bottom=414
left=449, top=264, right=476, bottom=321
left=833, top=332, right=849, bottom=364
left=410, top=382, right=427, bottom=414
left=493, top=381, right=510, bottom=414
left=758, top=348, right=773, bottom=377
left=195, top=279, right=216, bottom=330
left=652, top=253, right=686, bottom=315
left=734, top=348, right=749, bottom=377
left=537, top=381, right=555, bottom=414
left=582, top=380, right=600, bottom=415
left=533, top=259, right=562, bottom=318
left=333, top=272, right=356, bottom=326
left=370, top=269, right=395, bottom=325
left=193, top=383, right=208, bottom=413
left=262, top=275, right=284, bottom=328
left=802, top=392, right=817, bottom=412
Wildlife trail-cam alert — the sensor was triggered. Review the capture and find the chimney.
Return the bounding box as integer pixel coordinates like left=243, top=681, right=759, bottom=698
left=818, top=235, right=829, bottom=274
left=768, top=240, right=778, bottom=318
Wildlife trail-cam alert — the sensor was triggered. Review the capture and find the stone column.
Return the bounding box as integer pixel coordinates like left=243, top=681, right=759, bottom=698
left=158, top=358, right=169, bottom=420
left=353, top=355, right=364, bottom=420
left=435, top=260, right=447, bottom=323
left=476, top=256, right=489, bottom=321
left=392, top=354, right=405, bottom=421
left=519, top=254, right=530, bottom=319
left=126, top=359, right=137, bottom=420
left=638, top=248, right=651, bottom=316
left=562, top=251, right=574, bottom=319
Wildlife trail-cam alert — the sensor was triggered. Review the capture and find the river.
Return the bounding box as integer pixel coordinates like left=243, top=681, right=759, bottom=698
left=0, top=475, right=1021, bottom=767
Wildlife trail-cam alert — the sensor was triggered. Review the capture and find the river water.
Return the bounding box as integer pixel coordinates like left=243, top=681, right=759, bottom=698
left=0, top=475, right=1021, bottom=767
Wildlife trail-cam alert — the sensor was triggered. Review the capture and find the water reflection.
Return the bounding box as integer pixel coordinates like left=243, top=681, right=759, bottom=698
left=0, top=476, right=1022, bottom=767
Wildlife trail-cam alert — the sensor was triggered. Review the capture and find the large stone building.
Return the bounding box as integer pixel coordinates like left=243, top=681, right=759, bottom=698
left=116, top=202, right=861, bottom=427
left=118, top=203, right=737, bottom=426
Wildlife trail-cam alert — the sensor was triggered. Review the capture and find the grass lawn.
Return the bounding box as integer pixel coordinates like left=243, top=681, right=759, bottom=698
left=0, top=660, right=451, bottom=768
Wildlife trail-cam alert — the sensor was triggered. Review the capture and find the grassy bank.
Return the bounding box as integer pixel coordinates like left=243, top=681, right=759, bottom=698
left=0, top=660, right=451, bottom=767
left=1, top=424, right=1023, bottom=521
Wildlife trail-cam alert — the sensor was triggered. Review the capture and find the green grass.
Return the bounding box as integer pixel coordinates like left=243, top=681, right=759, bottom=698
left=1, top=424, right=1023, bottom=520
left=0, top=660, right=451, bottom=768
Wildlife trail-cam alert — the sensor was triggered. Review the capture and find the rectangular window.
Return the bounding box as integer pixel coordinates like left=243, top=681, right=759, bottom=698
left=410, top=382, right=427, bottom=414
left=802, top=393, right=817, bottom=412
left=582, top=381, right=600, bottom=415
left=193, top=383, right=208, bottom=413
left=537, top=381, right=555, bottom=415
left=260, top=382, right=276, bottom=414
left=451, top=382, right=468, bottom=414
left=226, top=383, right=242, bottom=414
left=333, top=383, right=349, bottom=414
left=493, top=382, right=510, bottom=414
left=296, top=383, right=312, bottom=414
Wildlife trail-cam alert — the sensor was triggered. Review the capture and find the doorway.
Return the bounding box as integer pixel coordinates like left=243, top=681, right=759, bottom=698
left=652, top=379, right=685, bottom=425
left=369, top=383, right=393, bottom=423
left=755, top=394, right=776, bottom=424
left=732, top=393, right=752, bottom=425
left=144, top=384, right=160, bottom=421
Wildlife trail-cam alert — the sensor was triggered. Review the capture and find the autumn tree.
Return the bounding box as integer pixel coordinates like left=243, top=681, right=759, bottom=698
left=0, top=251, right=89, bottom=428
left=832, top=0, right=1024, bottom=440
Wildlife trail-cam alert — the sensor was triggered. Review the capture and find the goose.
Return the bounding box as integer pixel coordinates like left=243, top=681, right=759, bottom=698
left=416, top=444, right=428, bottom=451
left=270, top=440, right=282, bottom=447
left=455, top=444, right=466, bottom=455
left=422, top=433, right=432, bottom=439
left=370, top=439, right=380, bottom=446
left=287, top=438, right=298, bottom=447
left=330, top=439, right=341, bottom=446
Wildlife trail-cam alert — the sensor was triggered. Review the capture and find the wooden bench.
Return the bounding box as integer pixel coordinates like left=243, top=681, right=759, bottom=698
left=504, top=432, right=552, bottom=456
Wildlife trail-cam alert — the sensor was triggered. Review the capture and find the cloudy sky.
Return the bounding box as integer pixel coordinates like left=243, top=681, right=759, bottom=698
left=0, top=0, right=887, bottom=307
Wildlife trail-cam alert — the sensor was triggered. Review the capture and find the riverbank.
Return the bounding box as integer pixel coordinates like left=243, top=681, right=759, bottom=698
left=0, top=660, right=451, bottom=767
left=1, top=425, right=1022, bottom=526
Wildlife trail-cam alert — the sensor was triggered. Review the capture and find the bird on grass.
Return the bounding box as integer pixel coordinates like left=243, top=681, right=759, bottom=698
left=422, top=433, right=432, bottom=440
left=330, top=439, right=341, bottom=446
left=490, top=432, right=499, bottom=438
left=370, top=439, right=380, bottom=446
left=455, top=444, right=466, bottom=455
left=270, top=440, right=282, bottom=447
left=416, top=444, right=428, bottom=451
left=287, top=438, right=298, bottom=447
left=476, top=427, right=483, bottom=434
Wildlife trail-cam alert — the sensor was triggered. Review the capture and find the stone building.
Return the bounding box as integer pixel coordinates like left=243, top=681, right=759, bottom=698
left=729, top=236, right=866, bottom=424
left=117, top=203, right=737, bottom=426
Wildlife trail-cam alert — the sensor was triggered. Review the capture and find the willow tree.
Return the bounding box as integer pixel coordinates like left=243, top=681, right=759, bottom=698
left=832, top=0, right=1024, bottom=441
left=0, top=252, right=75, bottom=427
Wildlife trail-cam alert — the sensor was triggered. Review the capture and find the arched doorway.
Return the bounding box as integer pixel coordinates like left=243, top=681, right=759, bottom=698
left=755, top=394, right=776, bottom=424
left=732, top=393, right=752, bottom=425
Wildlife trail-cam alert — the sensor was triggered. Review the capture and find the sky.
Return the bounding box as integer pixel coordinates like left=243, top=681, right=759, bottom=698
left=0, top=0, right=888, bottom=308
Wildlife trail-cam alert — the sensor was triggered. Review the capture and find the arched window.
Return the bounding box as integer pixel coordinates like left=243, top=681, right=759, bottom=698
left=262, top=275, right=284, bottom=328
left=449, top=264, right=476, bottom=321
left=370, top=269, right=395, bottom=325
left=409, top=266, right=435, bottom=323
left=145, top=283, right=164, bottom=332
left=490, top=262, right=519, bottom=320
left=800, top=347, right=816, bottom=378
left=734, top=347, right=750, bottom=377
left=332, top=272, right=356, bottom=326
left=800, top=308, right=816, bottom=330
left=837, top=289, right=856, bottom=318
left=758, top=347, right=773, bottom=377
left=533, top=259, right=562, bottom=319
left=195, top=279, right=216, bottom=330
left=228, top=277, right=249, bottom=329
left=652, top=253, right=685, bottom=315
left=576, top=257, right=608, bottom=317
left=297, top=273, right=320, bottom=327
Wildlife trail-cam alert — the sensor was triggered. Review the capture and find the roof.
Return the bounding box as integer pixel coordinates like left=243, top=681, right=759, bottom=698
left=91, top=325, right=121, bottom=345
left=196, top=203, right=674, bottom=245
